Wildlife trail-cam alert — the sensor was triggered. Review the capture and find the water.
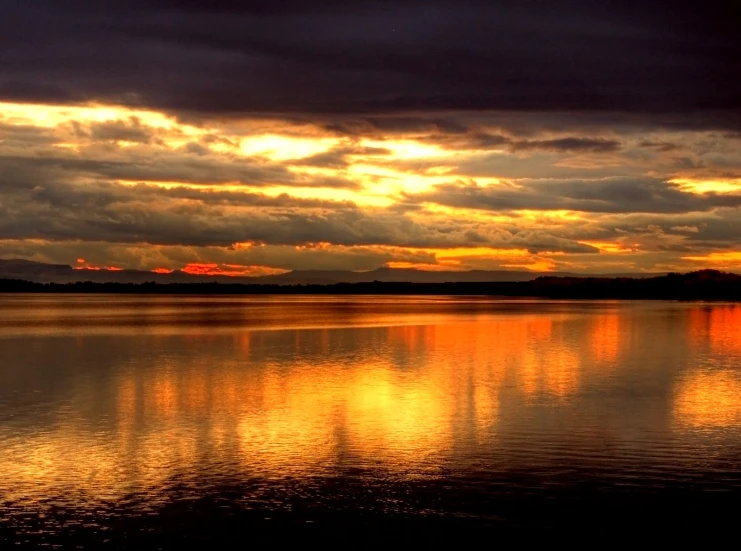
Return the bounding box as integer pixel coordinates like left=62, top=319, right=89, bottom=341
left=2, top=295, right=741, bottom=545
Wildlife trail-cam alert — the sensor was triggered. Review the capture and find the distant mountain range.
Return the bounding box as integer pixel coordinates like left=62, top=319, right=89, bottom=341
left=0, top=258, right=666, bottom=285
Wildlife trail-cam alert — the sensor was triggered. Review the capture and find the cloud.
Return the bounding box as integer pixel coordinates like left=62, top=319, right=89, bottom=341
left=0, top=150, right=359, bottom=189
left=89, top=118, right=156, bottom=144
left=0, top=1, right=738, bottom=126
left=639, top=140, right=680, bottom=152
left=511, top=138, right=621, bottom=153
left=413, top=178, right=741, bottom=214
left=0, top=162, right=598, bottom=255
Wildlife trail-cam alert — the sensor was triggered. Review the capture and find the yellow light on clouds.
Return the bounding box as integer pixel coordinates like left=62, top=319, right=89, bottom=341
left=682, top=252, right=741, bottom=263
left=580, top=241, right=636, bottom=253
left=239, top=134, right=340, bottom=160
left=360, top=139, right=452, bottom=160
left=672, top=178, right=741, bottom=194
left=0, top=101, right=184, bottom=130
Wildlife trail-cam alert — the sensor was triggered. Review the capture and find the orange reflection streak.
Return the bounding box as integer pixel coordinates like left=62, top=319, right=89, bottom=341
left=152, top=267, right=174, bottom=274
left=590, top=313, right=620, bottom=366
left=234, top=332, right=251, bottom=354
left=147, top=367, right=178, bottom=417
left=688, top=306, right=741, bottom=355
left=513, top=318, right=581, bottom=399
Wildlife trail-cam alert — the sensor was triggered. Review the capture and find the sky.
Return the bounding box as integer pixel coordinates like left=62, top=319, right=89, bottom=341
left=0, top=0, right=740, bottom=275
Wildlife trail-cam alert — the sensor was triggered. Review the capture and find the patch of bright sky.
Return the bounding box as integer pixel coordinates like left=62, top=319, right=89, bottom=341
left=239, top=134, right=341, bottom=160
left=346, top=163, right=453, bottom=195
left=0, top=101, right=194, bottom=132
left=682, top=252, right=741, bottom=263
left=672, top=179, right=741, bottom=194
left=359, top=139, right=453, bottom=160
left=579, top=240, right=636, bottom=253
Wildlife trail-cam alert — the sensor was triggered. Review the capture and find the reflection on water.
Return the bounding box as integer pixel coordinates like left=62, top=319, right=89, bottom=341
left=674, top=371, right=741, bottom=430
left=1, top=296, right=741, bottom=540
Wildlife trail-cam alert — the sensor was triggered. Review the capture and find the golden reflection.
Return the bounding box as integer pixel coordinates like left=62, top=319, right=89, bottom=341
left=0, top=306, right=683, bottom=502
left=674, top=371, right=741, bottom=429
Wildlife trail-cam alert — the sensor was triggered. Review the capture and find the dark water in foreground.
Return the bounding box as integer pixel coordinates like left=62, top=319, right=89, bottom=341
left=2, top=295, right=741, bottom=545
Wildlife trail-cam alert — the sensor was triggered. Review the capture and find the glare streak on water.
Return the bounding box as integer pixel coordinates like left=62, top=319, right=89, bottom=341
left=1, top=295, right=741, bottom=540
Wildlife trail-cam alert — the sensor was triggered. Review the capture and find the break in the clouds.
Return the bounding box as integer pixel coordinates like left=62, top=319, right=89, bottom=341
left=0, top=1, right=739, bottom=275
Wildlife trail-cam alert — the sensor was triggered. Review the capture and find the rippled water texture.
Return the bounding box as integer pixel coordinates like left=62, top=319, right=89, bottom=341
left=2, top=295, right=741, bottom=545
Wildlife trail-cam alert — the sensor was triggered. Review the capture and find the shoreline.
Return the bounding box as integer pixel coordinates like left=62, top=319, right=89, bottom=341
left=1, top=270, right=740, bottom=300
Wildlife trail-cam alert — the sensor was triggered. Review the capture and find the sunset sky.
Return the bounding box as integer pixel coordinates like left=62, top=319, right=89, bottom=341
left=1, top=1, right=740, bottom=275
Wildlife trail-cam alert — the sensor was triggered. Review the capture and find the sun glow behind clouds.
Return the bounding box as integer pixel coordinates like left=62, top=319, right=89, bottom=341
left=0, top=101, right=187, bottom=130
left=672, top=179, right=741, bottom=194
left=1, top=99, right=741, bottom=274
left=359, top=139, right=453, bottom=160
left=682, top=252, right=741, bottom=266
left=579, top=241, right=637, bottom=254
left=239, top=135, right=341, bottom=160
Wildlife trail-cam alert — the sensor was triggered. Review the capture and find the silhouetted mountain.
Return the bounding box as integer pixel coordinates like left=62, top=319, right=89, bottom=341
left=0, top=258, right=667, bottom=285
left=0, top=258, right=73, bottom=278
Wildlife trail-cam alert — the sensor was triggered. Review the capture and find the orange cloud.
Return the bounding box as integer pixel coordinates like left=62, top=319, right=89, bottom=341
left=181, top=263, right=286, bottom=277
left=682, top=252, right=741, bottom=266
left=579, top=241, right=637, bottom=254
left=73, top=262, right=124, bottom=271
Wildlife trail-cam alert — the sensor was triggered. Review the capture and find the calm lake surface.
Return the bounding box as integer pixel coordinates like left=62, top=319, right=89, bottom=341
left=2, top=295, right=741, bottom=545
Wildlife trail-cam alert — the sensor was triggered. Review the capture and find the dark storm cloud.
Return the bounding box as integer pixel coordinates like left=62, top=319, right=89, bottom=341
left=510, top=138, right=621, bottom=154
left=422, top=133, right=622, bottom=152
left=319, top=111, right=741, bottom=140
left=413, top=178, right=741, bottom=214
left=0, top=1, right=738, bottom=124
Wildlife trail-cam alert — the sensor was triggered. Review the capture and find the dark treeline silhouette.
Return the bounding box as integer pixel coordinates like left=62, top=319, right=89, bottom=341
left=1, top=270, right=740, bottom=300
